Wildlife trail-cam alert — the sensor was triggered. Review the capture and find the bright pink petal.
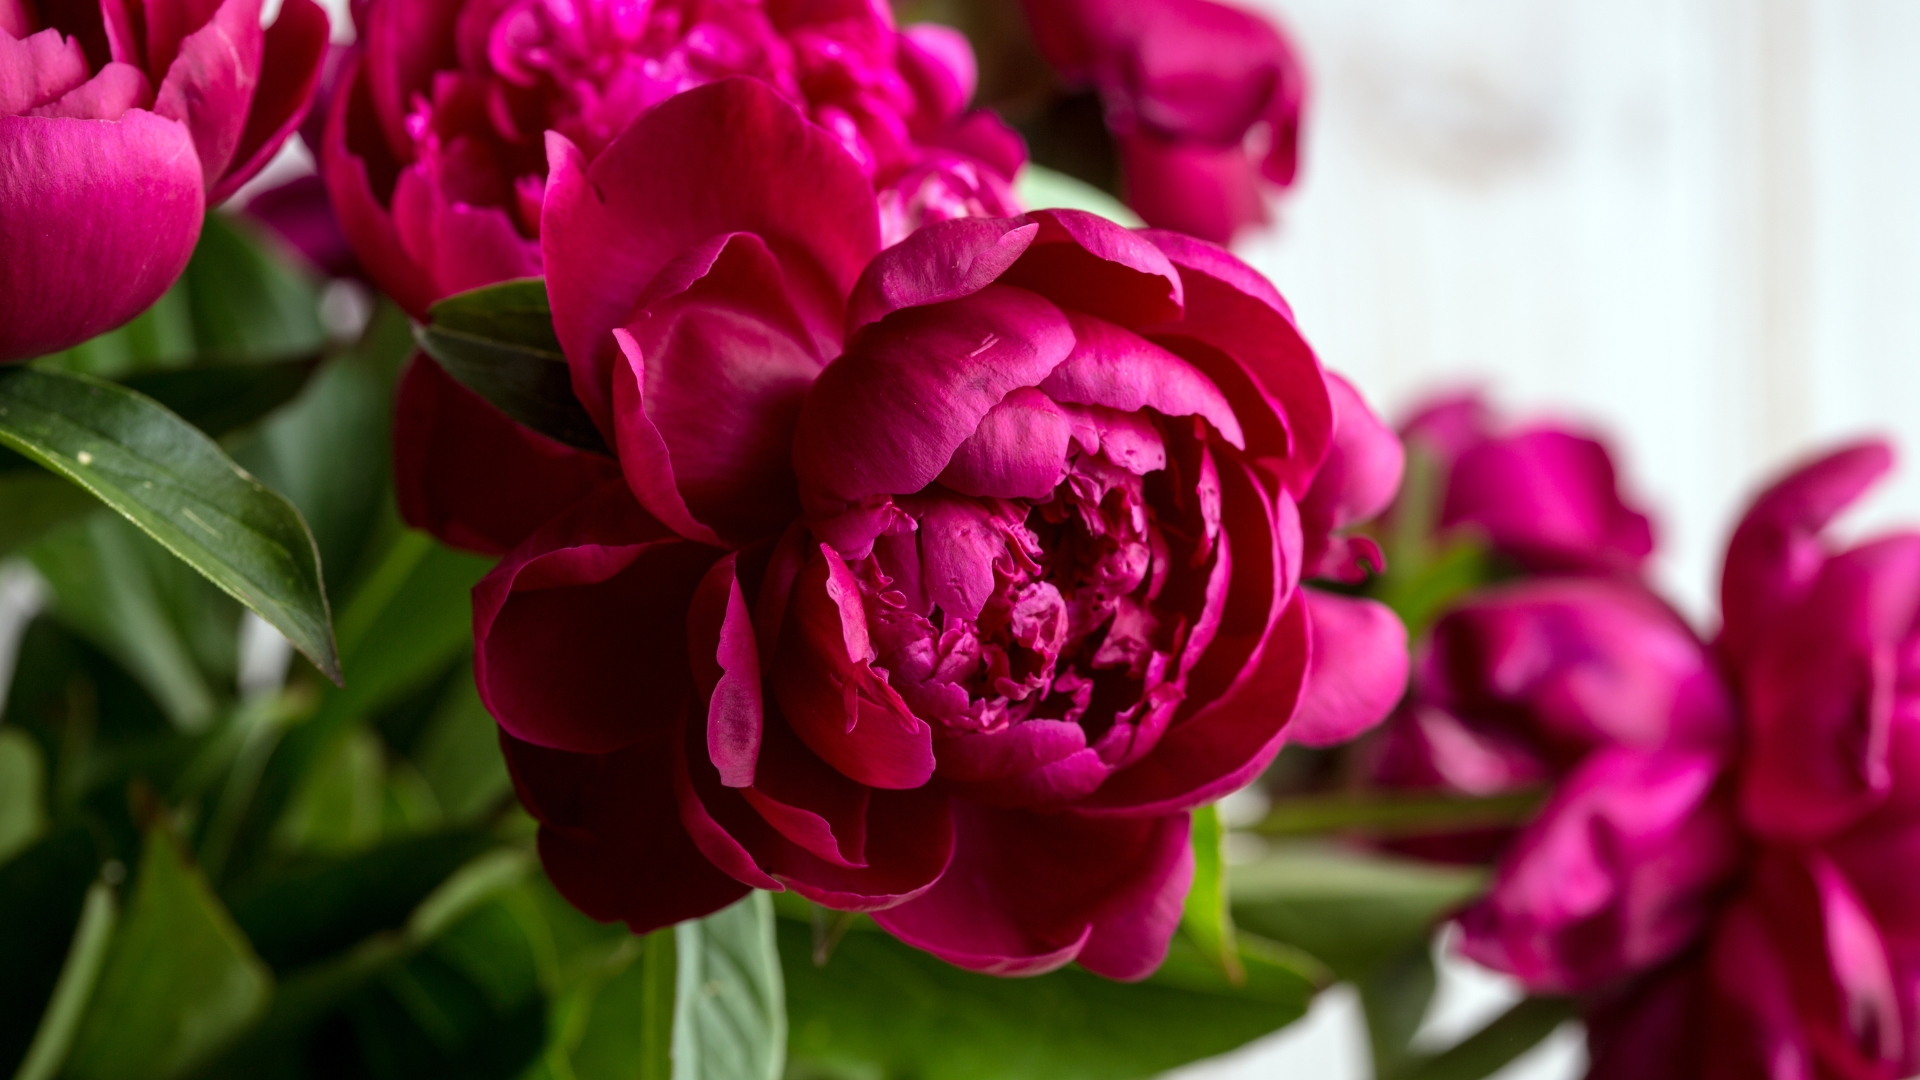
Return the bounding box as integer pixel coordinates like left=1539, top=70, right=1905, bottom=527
left=1722, top=439, right=1894, bottom=671
left=503, top=732, right=749, bottom=934
left=321, top=58, right=436, bottom=315
left=208, top=0, right=327, bottom=201
left=151, top=0, right=263, bottom=191
left=794, top=284, right=1074, bottom=534
left=543, top=78, right=879, bottom=435
left=1299, top=371, right=1403, bottom=578
left=29, top=61, right=153, bottom=120
left=389, top=163, right=540, bottom=297
left=769, top=544, right=936, bottom=789
left=1287, top=589, right=1407, bottom=748
left=1445, top=427, right=1654, bottom=573
left=873, top=804, right=1192, bottom=980
left=0, top=27, right=94, bottom=114
left=844, top=215, right=1037, bottom=339
left=473, top=483, right=722, bottom=754
left=0, top=111, right=203, bottom=361
left=936, top=386, right=1073, bottom=502
left=611, top=231, right=823, bottom=547
left=1000, top=208, right=1184, bottom=329
left=392, top=356, right=623, bottom=556
left=361, top=0, right=462, bottom=159
left=1139, top=230, right=1332, bottom=499
left=1117, top=129, right=1266, bottom=244
left=688, top=554, right=765, bottom=789
left=1039, top=310, right=1244, bottom=447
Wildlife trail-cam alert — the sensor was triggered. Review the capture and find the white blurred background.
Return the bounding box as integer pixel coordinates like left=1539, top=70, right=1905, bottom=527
left=1179, top=1, right=1920, bottom=1077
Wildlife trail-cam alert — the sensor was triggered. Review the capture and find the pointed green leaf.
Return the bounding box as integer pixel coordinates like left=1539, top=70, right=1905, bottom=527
left=0, top=367, right=338, bottom=682
left=674, top=892, right=784, bottom=1080
left=62, top=828, right=272, bottom=1080
left=1394, top=996, right=1577, bottom=1080
left=415, top=279, right=609, bottom=454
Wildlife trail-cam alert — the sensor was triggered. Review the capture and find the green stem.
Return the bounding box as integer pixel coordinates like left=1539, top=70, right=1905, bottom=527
left=1248, top=789, right=1545, bottom=839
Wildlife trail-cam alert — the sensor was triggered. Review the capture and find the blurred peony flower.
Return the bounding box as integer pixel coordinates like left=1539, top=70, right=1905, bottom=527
left=1018, top=0, right=1305, bottom=244
left=1399, top=392, right=1656, bottom=575
left=322, top=0, right=1025, bottom=316
left=1458, top=440, right=1920, bottom=1079
left=405, top=78, right=1405, bottom=978
left=0, top=0, right=330, bottom=360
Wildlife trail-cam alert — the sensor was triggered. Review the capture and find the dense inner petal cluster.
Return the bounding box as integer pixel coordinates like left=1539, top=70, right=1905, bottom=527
left=853, top=408, right=1222, bottom=775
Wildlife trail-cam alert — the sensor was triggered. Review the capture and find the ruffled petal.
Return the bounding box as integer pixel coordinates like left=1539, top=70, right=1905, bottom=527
left=392, top=356, right=622, bottom=556
left=844, top=214, right=1037, bottom=339
left=769, top=543, right=936, bottom=789
left=151, top=0, right=264, bottom=191
left=1721, top=439, right=1893, bottom=671
left=611, top=231, right=822, bottom=547
left=1038, top=310, right=1243, bottom=448
left=794, top=284, right=1074, bottom=533
left=872, top=803, right=1191, bottom=980
left=207, top=0, right=327, bottom=201
left=1287, top=589, right=1407, bottom=748
left=1116, top=129, right=1265, bottom=244
left=472, top=482, right=722, bottom=753
left=0, top=111, right=203, bottom=361
left=1000, top=208, right=1183, bottom=328
left=321, top=55, right=437, bottom=315
left=543, top=78, right=879, bottom=435
left=502, top=732, right=748, bottom=934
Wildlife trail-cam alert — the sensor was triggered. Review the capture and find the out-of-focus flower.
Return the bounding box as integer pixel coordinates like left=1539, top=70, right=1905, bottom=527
left=405, top=78, right=1405, bottom=977
left=1462, top=440, right=1920, bottom=1080
left=323, top=0, right=1024, bottom=317
left=0, top=0, right=330, bottom=360
left=1018, top=0, right=1305, bottom=244
left=1400, top=392, right=1655, bottom=575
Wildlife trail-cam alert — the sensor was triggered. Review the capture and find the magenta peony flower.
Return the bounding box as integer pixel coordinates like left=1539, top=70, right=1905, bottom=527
left=321, top=0, right=1025, bottom=317
left=403, top=78, right=1405, bottom=977
left=1455, top=441, right=1920, bottom=1079
left=1400, top=392, right=1656, bottom=574
left=1019, top=0, right=1305, bottom=244
left=0, top=0, right=330, bottom=361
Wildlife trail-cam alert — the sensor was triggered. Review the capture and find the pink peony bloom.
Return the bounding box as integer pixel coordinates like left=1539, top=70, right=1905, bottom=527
left=1459, top=440, right=1920, bottom=1079
left=1400, top=392, right=1656, bottom=574
left=1019, top=0, right=1305, bottom=244
left=321, top=0, right=1024, bottom=317
left=404, top=78, right=1406, bottom=977
left=0, top=0, right=330, bottom=360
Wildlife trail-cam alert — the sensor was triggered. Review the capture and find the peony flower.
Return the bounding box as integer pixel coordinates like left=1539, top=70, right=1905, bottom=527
left=1399, top=392, right=1655, bottom=575
left=1457, top=441, right=1920, bottom=1079
left=0, top=0, right=330, bottom=360
left=1019, top=0, right=1305, bottom=244
left=404, top=78, right=1406, bottom=977
left=322, top=0, right=1025, bottom=317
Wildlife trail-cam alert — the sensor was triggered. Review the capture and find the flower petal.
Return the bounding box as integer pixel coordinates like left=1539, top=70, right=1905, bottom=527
left=503, top=732, right=749, bottom=934
left=207, top=0, right=327, bottom=201
left=1288, top=589, right=1408, bottom=748
left=872, top=804, right=1191, bottom=980
left=543, top=78, right=879, bottom=435
left=0, top=111, right=203, bottom=361
left=770, top=544, right=937, bottom=789
left=844, top=214, right=1037, bottom=338
left=689, top=554, right=764, bottom=789
left=794, top=284, right=1074, bottom=535
left=151, top=0, right=264, bottom=191
left=1116, top=129, right=1265, bottom=244
left=1000, top=208, right=1184, bottom=328
left=392, top=356, right=622, bottom=556
left=321, top=57, right=437, bottom=315
left=611, top=231, right=822, bottom=547
left=473, top=482, right=721, bottom=753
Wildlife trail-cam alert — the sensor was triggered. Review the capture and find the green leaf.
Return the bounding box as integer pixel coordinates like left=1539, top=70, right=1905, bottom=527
left=411, top=669, right=513, bottom=825
left=1231, top=843, right=1485, bottom=981
left=178, top=213, right=326, bottom=363
left=1361, top=940, right=1439, bottom=1080
left=1014, top=165, right=1144, bottom=227
left=0, top=828, right=102, bottom=1075
left=1248, top=790, right=1545, bottom=840
left=1180, top=802, right=1243, bottom=982
left=0, top=367, right=338, bottom=682
left=0, top=469, right=99, bottom=553
left=416, top=279, right=610, bottom=454
left=780, top=909, right=1316, bottom=1080
left=11, top=881, right=117, bottom=1080
left=27, top=513, right=222, bottom=731
left=63, top=826, right=272, bottom=1080
left=225, top=829, right=499, bottom=972
left=120, top=357, right=325, bottom=441
left=674, top=891, right=784, bottom=1080
left=0, top=727, right=47, bottom=865
left=1394, top=996, right=1577, bottom=1080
